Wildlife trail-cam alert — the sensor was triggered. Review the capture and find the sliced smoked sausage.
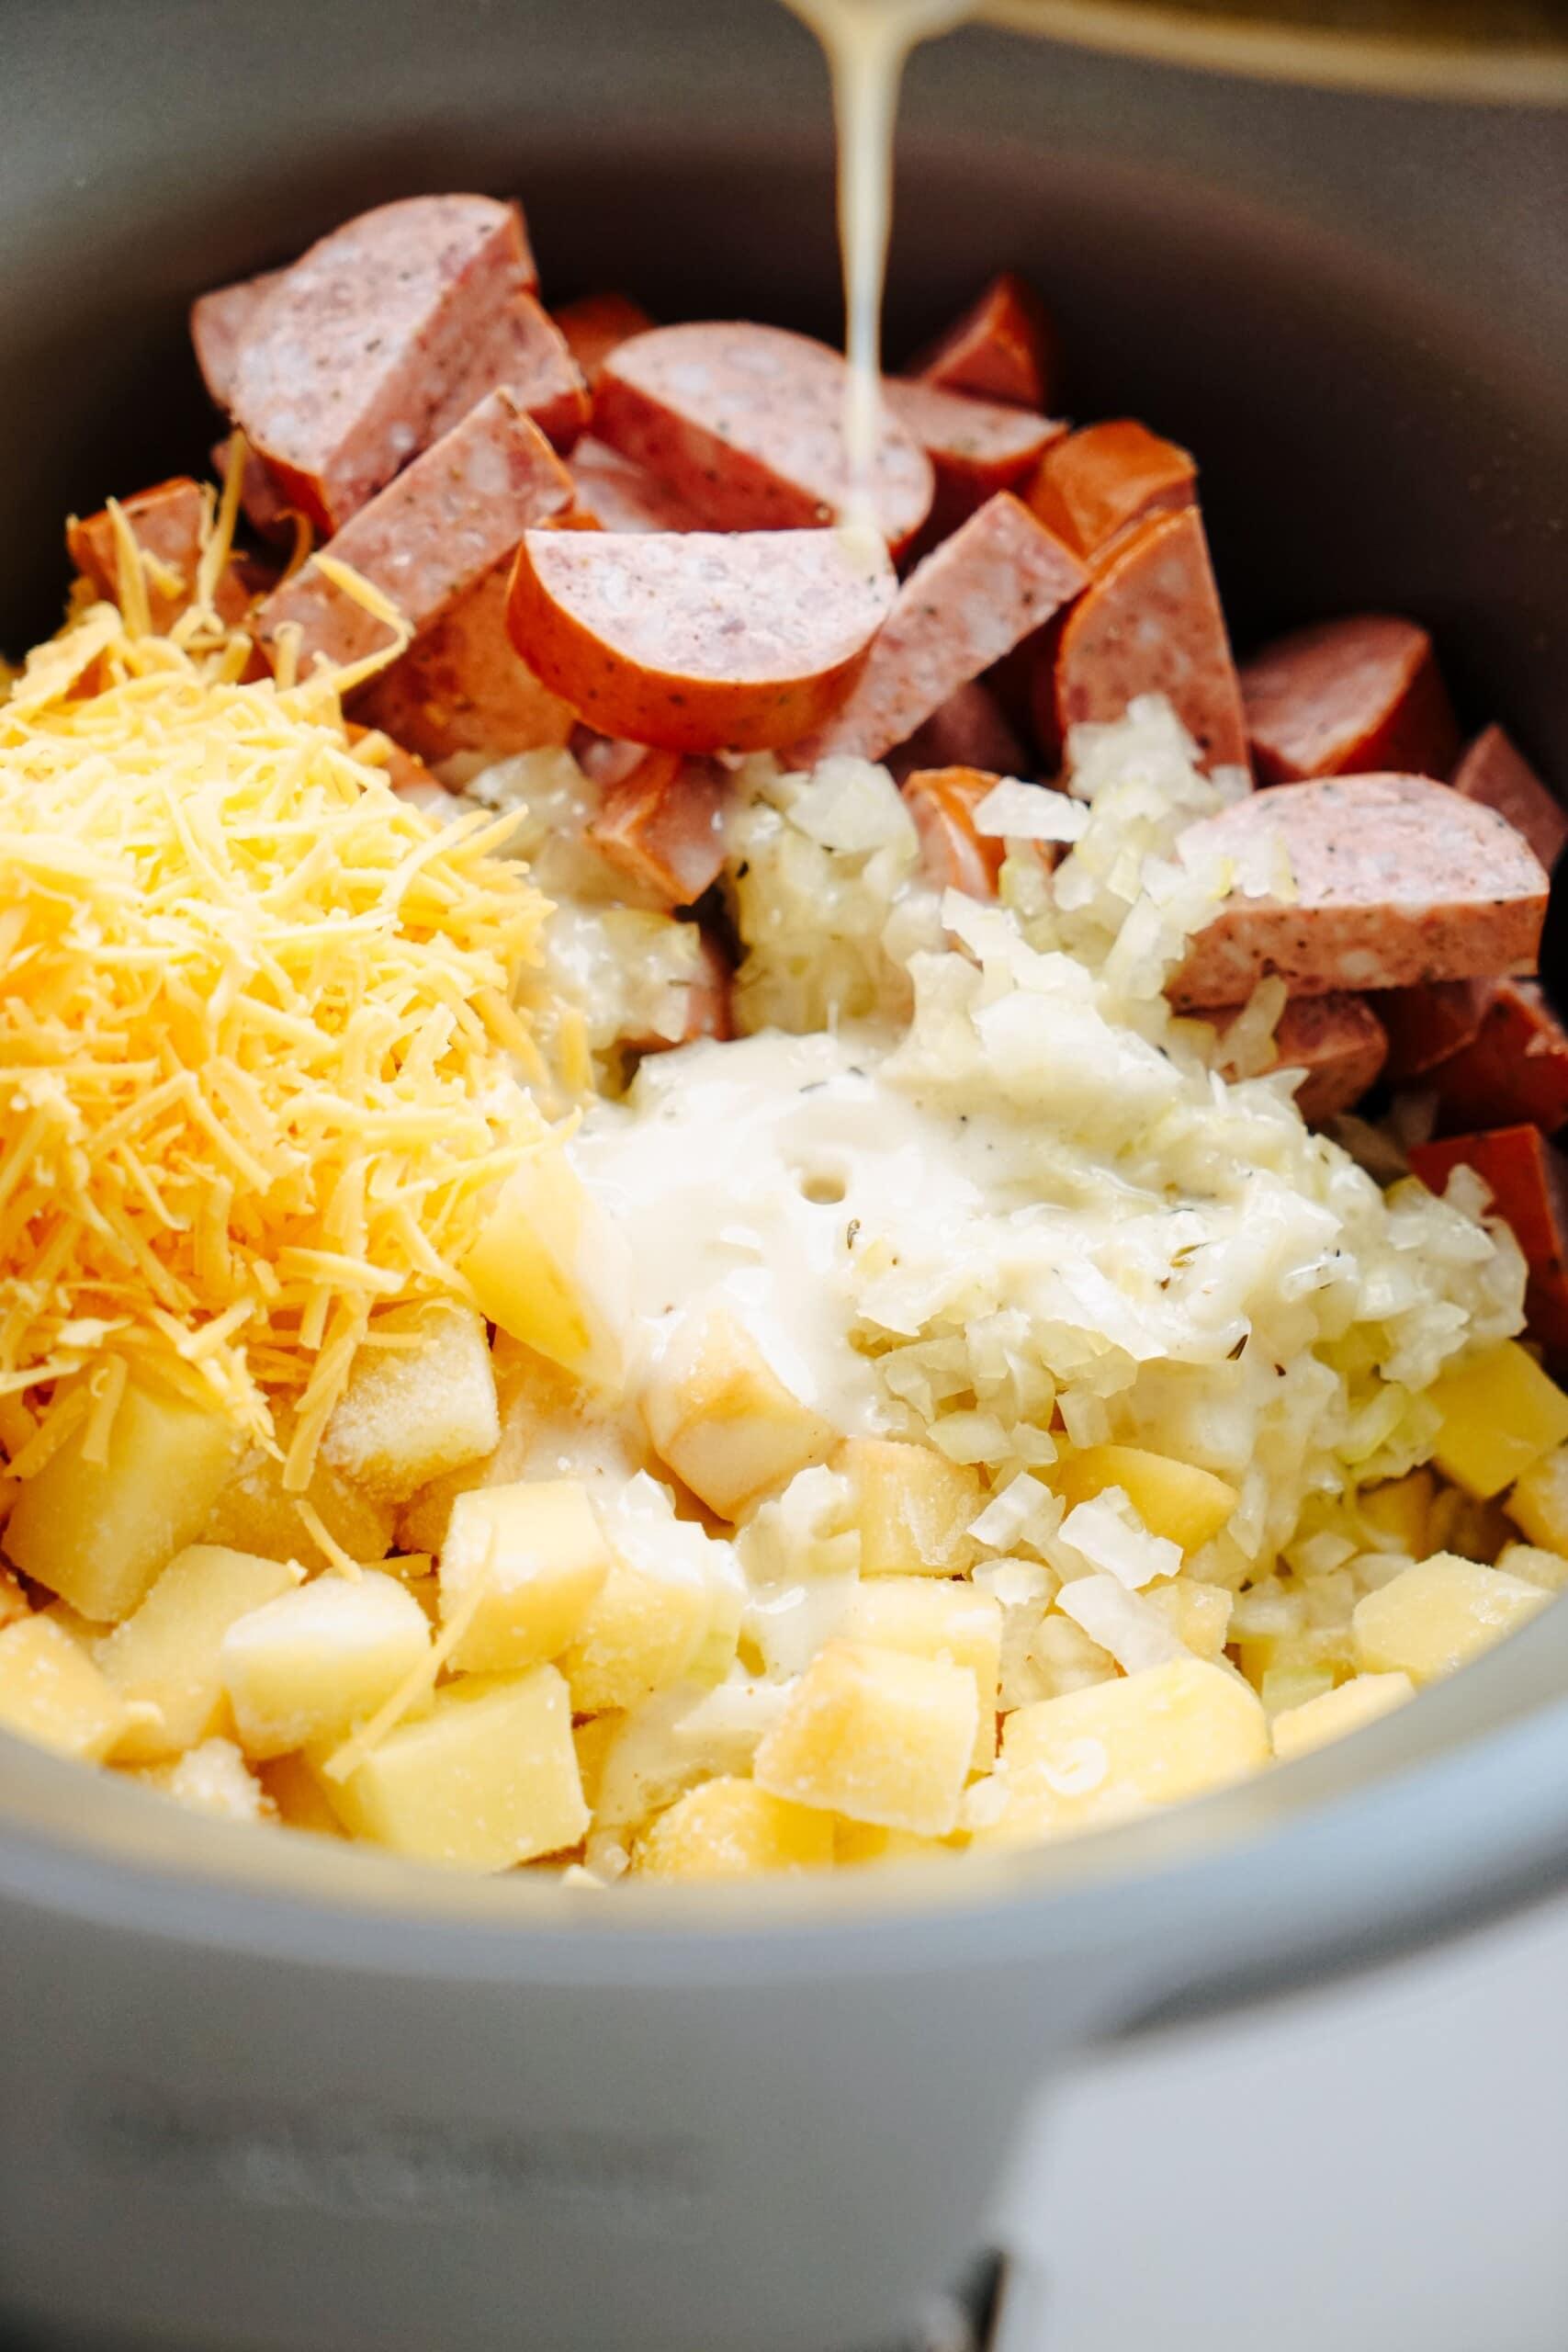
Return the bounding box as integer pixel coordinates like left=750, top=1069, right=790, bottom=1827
left=1425, top=979, right=1568, bottom=1136
left=902, top=767, right=1009, bottom=899
left=552, top=292, right=655, bottom=387
left=191, top=268, right=286, bottom=411
left=1450, top=725, right=1567, bottom=874
left=888, top=679, right=1028, bottom=783
left=789, top=492, right=1086, bottom=768
left=1213, top=992, right=1388, bottom=1124
left=354, top=558, right=577, bottom=763
left=1372, top=980, right=1488, bottom=1083
left=1171, top=774, right=1549, bottom=1010
left=230, top=196, right=536, bottom=535
left=594, top=322, right=934, bottom=556
left=1411, top=1125, right=1568, bottom=1350
left=569, top=437, right=705, bottom=534
left=1241, top=614, right=1460, bottom=784
left=257, top=390, right=573, bottom=675
left=881, top=380, right=1063, bottom=526
left=1025, top=420, right=1196, bottom=563
left=429, top=291, right=589, bottom=452
left=68, top=478, right=250, bottom=630
left=586, top=751, right=730, bottom=906
left=909, top=273, right=1057, bottom=411
left=507, top=526, right=897, bottom=754
left=1049, top=506, right=1248, bottom=775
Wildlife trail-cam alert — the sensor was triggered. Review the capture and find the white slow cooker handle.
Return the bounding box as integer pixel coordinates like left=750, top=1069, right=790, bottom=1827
left=985, top=1888, right=1568, bottom=2352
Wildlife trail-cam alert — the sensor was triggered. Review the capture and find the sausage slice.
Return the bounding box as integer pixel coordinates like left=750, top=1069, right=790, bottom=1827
left=887, top=679, right=1029, bottom=782
left=1241, top=614, right=1460, bottom=784
left=1450, top=725, right=1567, bottom=874
left=585, top=750, right=729, bottom=906
left=230, top=196, right=536, bottom=534
left=788, top=492, right=1086, bottom=768
left=902, top=767, right=1008, bottom=899
left=594, top=322, right=934, bottom=556
left=1025, top=420, right=1197, bottom=562
left=354, top=559, right=576, bottom=763
left=881, top=380, right=1063, bottom=524
left=1171, top=774, right=1550, bottom=1009
left=552, top=292, right=655, bottom=387
left=429, top=291, right=589, bottom=452
left=1373, top=980, right=1488, bottom=1083
left=908, top=272, right=1057, bottom=410
left=1425, top=979, right=1568, bottom=1136
left=1411, top=1125, right=1568, bottom=1350
left=191, top=268, right=286, bottom=411
left=1213, top=993, right=1388, bottom=1124
left=507, top=526, right=897, bottom=754
left=569, top=437, right=705, bottom=534
left=68, top=478, right=250, bottom=629
left=257, top=390, right=573, bottom=675
left=1049, top=506, right=1248, bottom=775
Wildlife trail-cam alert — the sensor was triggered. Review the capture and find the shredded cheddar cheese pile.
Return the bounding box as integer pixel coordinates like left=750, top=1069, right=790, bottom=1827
left=0, top=602, right=551, bottom=1486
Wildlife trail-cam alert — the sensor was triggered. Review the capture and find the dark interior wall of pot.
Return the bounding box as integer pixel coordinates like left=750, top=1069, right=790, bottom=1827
left=3, top=0, right=1564, bottom=781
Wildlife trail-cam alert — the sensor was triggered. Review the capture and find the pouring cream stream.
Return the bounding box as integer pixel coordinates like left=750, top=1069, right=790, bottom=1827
left=784, top=0, right=972, bottom=548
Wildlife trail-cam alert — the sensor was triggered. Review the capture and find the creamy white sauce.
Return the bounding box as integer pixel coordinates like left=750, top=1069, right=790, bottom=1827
left=570, top=1025, right=998, bottom=1431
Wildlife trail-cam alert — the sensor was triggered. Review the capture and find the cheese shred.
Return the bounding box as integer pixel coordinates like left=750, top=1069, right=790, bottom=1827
left=0, top=603, right=553, bottom=1481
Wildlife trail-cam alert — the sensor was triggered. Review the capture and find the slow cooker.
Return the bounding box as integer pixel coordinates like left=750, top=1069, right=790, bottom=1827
left=2, top=5, right=1566, bottom=2348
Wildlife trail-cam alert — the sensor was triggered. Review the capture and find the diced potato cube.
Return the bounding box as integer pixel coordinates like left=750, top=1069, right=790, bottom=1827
left=401, top=1574, right=442, bottom=1625
left=833, top=1818, right=951, bottom=1868
left=572, top=1711, right=624, bottom=1815
left=1496, top=1542, right=1568, bottom=1595
left=1271, top=1671, right=1416, bottom=1761
left=1352, top=1552, right=1551, bottom=1683
left=634, top=1777, right=833, bottom=1880
left=1425, top=1486, right=1511, bottom=1566
left=43, top=1600, right=107, bottom=1652
left=439, top=1479, right=611, bottom=1670
left=1258, top=1663, right=1337, bottom=1717
left=98, top=1544, right=299, bottom=1763
left=0, top=1614, right=129, bottom=1763
left=135, top=1736, right=272, bottom=1823
left=1235, top=1623, right=1356, bottom=1692
left=1143, top=1577, right=1234, bottom=1660
left=203, top=1434, right=395, bottom=1567
left=1427, top=1342, right=1568, bottom=1501
left=754, top=1639, right=978, bottom=1838
left=1358, top=1468, right=1436, bottom=1555
left=834, top=1437, right=980, bottom=1576
left=1053, top=1445, right=1237, bottom=1555
left=0, top=1567, right=29, bottom=1631
left=220, top=1570, right=431, bottom=1758
left=331, top=1665, right=588, bottom=1869
left=4, top=1376, right=241, bottom=1622
left=641, top=1304, right=836, bottom=1520
left=462, top=1146, right=628, bottom=1391
left=840, top=1577, right=1001, bottom=1770
left=1506, top=1443, right=1568, bottom=1555
left=393, top=1345, right=553, bottom=1553
left=562, top=1480, right=725, bottom=1713
left=972, top=1658, right=1269, bottom=1846
left=321, top=1302, right=499, bottom=1506
left=258, top=1751, right=345, bottom=1838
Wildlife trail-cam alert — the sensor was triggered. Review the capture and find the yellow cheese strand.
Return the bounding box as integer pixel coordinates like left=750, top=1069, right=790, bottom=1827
left=0, top=605, right=551, bottom=1483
